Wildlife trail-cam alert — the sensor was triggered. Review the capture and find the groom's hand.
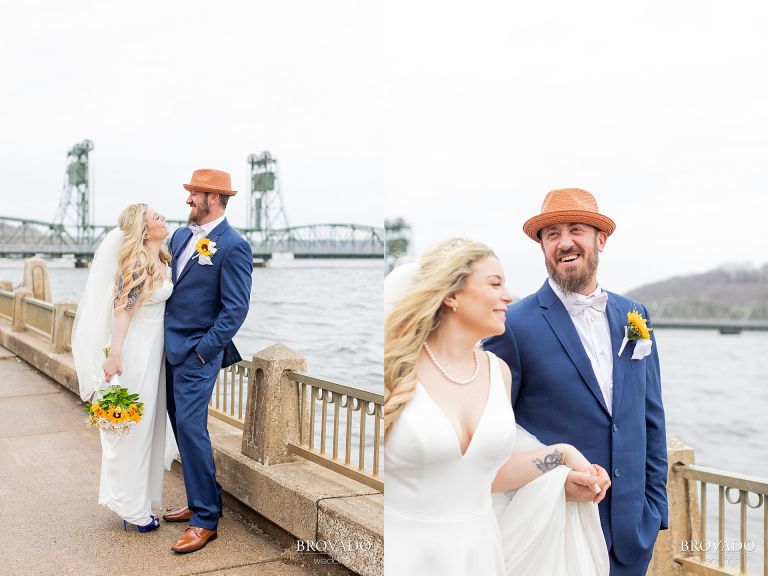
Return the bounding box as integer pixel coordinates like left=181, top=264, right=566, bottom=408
left=197, top=352, right=206, bottom=364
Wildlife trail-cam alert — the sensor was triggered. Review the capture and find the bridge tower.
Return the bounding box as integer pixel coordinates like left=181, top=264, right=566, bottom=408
left=247, top=151, right=289, bottom=238
left=53, top=139, right=94, bottom=242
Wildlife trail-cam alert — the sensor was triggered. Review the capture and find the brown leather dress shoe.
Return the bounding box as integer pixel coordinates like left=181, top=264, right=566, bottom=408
left=163, top=506, right=192, bottom=523
left=171, top=526, right=218, bottom=553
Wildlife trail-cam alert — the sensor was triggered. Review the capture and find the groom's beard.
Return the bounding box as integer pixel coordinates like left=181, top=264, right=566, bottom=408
left=545, top=238, right=599, bottom=295
left=187, top=194, right=211, bottom=225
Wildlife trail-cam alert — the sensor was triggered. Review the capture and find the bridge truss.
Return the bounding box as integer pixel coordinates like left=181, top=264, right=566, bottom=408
left=0, top=217, right=383, bottom=260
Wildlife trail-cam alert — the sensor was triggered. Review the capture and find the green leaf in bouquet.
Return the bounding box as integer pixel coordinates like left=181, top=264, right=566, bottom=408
left=93, top=383, right=143, bottom=411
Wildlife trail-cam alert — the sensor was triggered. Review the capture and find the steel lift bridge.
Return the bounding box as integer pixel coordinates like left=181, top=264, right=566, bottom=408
left=0, top=142, right=384, bottom=264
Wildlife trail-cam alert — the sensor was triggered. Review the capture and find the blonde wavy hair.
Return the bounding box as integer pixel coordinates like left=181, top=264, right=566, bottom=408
left=114, top=203, right=171, bottom=312
left=384, top=237, right=496, bottom=438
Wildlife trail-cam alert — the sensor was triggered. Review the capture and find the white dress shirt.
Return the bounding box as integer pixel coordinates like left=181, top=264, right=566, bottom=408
left=548, top=278, right=614, bottom=414
left=176, top=215, right=226, bottom=273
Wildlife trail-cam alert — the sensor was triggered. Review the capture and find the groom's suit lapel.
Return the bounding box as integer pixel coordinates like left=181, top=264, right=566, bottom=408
left=537, top=281, right=610, bottom=416
left=175, top=218, right=230, bottom=286
left=172, top=228, right=193, bottom=284
left=607, top=295, right=629, bottom=414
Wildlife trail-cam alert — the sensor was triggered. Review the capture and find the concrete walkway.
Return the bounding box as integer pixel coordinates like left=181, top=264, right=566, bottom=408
left=0, top=346, right=323, bottom=576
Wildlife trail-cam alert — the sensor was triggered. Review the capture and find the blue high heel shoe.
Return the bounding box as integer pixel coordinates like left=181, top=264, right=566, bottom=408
left=123, top=514, right=160, bottom=533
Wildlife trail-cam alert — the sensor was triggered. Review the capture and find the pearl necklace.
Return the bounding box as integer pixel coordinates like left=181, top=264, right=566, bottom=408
left=423, top=343, right=480, bottom=385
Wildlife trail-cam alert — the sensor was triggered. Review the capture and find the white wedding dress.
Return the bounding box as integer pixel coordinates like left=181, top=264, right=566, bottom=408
left=73, top=228, right=178, bottom=527
left=97, top=277, right=173, bottom=525
left=385, top=350, right=609, bottom=576
left=385, top=351, right=516, bottom=576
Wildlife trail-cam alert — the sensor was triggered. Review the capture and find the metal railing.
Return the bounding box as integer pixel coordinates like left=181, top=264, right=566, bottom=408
left=287, top=371, right=383, bottom=492
left=674, top=463, right=767, bottom=576
left=208, top=361, right=384, bottom=492
left=209, top=360, right=251, bottom=430
left=0, top=290, right=12, bottom=320
left=23, top=297, right=54, bottom=337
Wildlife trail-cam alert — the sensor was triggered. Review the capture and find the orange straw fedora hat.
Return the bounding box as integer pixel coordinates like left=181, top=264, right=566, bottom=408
left=183, top=168, right=237, bottom=196
left=522, top=188, right=616, bottom=242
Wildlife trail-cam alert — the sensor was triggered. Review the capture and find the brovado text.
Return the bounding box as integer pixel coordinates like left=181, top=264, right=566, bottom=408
left=680, top=539, right=756, bottom=553
left=297, top=538, right=373, bottom=554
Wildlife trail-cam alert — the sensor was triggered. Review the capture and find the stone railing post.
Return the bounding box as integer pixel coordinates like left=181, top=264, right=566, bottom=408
left=11, top=288, right=32, bottom=332
left=241, top=343, right=307, bottom=465
left=23, top=257, right=51, bottom=302
left=52, top=300, right=77, bottom=354
left=648, top=436, right=697, bottom=576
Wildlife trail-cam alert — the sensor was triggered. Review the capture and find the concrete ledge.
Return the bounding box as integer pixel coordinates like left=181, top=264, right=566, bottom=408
left=318, top=495, right=384, bottom=576
left=0, top=321, right=78, bottom=395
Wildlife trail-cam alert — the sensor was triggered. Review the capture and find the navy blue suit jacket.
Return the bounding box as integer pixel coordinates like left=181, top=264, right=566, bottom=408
left=164, top=218, right=252, bottom=368
left=484, top=280, right=668, bottom=565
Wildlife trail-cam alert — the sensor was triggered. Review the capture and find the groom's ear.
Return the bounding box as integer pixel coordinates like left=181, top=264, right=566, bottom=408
left=596, top=229, right=608, bottom=252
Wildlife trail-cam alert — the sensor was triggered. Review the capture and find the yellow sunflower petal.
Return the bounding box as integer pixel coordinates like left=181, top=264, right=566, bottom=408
left=627, top=310, right=652, bottom=339
left=195, top=238, right=213, bottom=257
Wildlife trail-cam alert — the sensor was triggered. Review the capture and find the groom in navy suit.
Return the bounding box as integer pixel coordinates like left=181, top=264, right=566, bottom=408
left=163, top=169, right=253, bottom=553
left=485, top=188, right=667, bottom=575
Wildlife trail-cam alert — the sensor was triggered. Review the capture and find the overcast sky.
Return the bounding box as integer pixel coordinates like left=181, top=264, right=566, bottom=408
left=1, top=1, right=386, bottom=231
left=380, top=1, right=768, bottom=295
left=3, top=1, right=768, bottom=295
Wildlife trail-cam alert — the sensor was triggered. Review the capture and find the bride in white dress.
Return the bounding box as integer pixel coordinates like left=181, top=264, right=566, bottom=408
left=73, top=203, right=176, bottom=532
left=384, top=238, right=610, bottom=576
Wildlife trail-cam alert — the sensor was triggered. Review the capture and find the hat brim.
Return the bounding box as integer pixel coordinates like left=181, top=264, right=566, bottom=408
left=523, top=210, right=616, bottom=242
left=183, top=183, right=238, bottom=196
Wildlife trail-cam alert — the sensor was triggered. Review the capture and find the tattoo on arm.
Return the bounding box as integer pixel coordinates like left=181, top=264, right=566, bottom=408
left=125, top=284, right=140, bottom=310
left=114, top=272, right=143, bottom=310
left=532, top=448, right=565, bottom=474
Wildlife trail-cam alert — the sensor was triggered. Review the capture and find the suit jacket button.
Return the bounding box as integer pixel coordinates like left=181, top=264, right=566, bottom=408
left=612, top=424, right=618, bottom=432
left=614, top=468, right=621, bottom=477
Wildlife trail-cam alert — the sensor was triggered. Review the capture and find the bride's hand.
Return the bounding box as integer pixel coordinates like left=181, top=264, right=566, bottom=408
left=102, top=354, right=122, bottom=383
left=561, top=444, right=593, bottom=474
left=590, top=464, right=611, bottom=504
left=561, top=445, right=612, bottom=502
left=564, top=462, right=612, bottom=503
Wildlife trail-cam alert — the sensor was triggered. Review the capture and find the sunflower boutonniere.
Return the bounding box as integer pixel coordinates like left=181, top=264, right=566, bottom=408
left=195, top=237, right=217, bottom=265
left=618, top=309, right=653, bottom=359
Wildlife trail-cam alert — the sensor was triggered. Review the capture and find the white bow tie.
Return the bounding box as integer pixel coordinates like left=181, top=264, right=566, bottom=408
left=188, top=224, right=205, bottom=236
left=564, top=291, right=608, bottom=315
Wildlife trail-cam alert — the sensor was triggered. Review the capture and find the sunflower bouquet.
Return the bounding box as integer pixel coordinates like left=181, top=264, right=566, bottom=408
left=84, top=347, right=144, bottom=434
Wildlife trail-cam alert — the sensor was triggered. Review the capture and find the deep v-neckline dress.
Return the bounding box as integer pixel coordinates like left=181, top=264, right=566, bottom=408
left=384, top=350, right=516, bottom=575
